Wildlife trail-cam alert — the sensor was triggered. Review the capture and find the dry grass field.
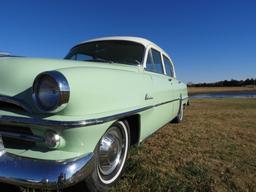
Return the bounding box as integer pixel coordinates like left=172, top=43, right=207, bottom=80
left=111, top=99, right=256, bottom=192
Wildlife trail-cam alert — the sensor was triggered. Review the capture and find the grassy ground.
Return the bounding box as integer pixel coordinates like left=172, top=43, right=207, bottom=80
left=111, top=99, right=256, bottom=192
left=189, top=87, right=256, bottom=95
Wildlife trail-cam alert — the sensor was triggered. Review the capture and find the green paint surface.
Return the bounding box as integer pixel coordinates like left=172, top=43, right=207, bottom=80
left=0, top=57, right=188, bottom=160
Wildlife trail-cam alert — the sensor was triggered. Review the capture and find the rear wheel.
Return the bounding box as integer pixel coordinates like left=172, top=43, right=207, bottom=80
left=85, top=120, right=130, bottom=191
left=172, top=103, right=184, bottom=123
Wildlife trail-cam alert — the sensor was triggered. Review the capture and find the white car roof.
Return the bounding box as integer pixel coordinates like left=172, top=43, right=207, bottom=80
left=76, top=36, right=167, bottom=54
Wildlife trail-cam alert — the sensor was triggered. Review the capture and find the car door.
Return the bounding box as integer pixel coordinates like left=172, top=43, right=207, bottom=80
left=140, top=48, right=176, bottom=138
left=162, top=54, right=180, bottom=118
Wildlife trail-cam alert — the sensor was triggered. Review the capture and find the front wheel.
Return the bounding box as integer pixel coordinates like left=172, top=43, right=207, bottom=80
left=85, top=120, right=130, bottom=191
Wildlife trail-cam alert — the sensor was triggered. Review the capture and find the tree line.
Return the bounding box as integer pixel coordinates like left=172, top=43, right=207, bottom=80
left=188, top=78, right=256, bottom=87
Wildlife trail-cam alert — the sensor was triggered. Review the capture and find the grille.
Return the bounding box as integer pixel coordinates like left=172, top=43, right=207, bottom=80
left=0, top=125, right=35, bottom=149
left=0, top=100, right=27, bottom=113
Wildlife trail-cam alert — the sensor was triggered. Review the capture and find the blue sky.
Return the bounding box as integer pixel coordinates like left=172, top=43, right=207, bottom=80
left=1, top=0, right=255, bottom=83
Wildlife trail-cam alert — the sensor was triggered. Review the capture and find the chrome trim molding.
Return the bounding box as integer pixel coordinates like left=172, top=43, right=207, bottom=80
left=0, top=98, right=180, bottom=129
left=154, top=98, right=179, bottom=107
left=32, top=71, right=70, bottom=113
left=0, top=106, right=152, bottom=129
left=182, top=96, right=189, bottom=100
left=0, top=152, right=95, bottom=190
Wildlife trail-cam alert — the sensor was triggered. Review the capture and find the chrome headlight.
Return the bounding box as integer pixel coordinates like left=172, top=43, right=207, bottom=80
left=32, top=71, right=70, bottom=113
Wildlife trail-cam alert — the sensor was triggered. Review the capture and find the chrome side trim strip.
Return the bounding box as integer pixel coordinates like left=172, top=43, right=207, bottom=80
left=0, top=131, right=45, bottom=143
left=182, top=96, right=189, bottom=100
left=0, top=98, right=180, bottom=129
left=154, top=98, right=180, bottom=107
left=0, top=106, right=152, bottom=129
left=0, top=152, right=95, bottom=190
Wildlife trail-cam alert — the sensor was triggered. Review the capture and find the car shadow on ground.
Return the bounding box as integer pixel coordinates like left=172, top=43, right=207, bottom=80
left=0, top=182, right=90, bottom=192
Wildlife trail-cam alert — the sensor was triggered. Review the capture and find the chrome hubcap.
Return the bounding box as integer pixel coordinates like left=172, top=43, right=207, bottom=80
left=98, top=126, right=125, bottom=176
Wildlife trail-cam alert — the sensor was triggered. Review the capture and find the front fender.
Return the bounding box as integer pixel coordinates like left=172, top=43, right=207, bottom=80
left=57, top=67, right=152, bottom=116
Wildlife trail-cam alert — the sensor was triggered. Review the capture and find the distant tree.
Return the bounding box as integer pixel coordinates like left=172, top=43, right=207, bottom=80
left=187, top=82, right=193, bottom=87
left=189, top=78, right=256, bottom=87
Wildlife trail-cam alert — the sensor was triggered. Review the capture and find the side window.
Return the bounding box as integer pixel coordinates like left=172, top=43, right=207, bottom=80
left=151, top=49, right=164, bottom=74
left=146, top=48, right=164, bottom=74
left=146, top=49, right=155, bottom=72
left=163, top=55, right=174, bottom=77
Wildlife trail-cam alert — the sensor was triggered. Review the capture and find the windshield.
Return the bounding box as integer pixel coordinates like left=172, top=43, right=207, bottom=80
left=65, top=40, right=145, bottom=65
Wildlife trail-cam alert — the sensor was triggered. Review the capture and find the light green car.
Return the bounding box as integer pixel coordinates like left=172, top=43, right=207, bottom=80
left=0, top=36, right=188, bottom=191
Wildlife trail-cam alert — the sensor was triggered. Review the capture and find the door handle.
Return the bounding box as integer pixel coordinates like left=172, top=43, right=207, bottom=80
left=168, top=79, right=172, bottom=82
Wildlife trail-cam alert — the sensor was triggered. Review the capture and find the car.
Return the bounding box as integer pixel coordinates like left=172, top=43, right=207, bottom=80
left=0, top=36, right=188, bottom=191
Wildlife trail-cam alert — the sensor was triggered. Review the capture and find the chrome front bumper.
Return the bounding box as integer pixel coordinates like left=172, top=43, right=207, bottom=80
left=0, top=152, right=95, bottom=190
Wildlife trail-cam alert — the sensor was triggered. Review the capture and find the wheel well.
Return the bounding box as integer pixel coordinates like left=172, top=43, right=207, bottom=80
left=122, top=115, right=140, bottom=146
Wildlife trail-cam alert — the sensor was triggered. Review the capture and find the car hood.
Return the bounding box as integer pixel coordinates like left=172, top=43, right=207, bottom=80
left=0, top=57, right=139, bottom=97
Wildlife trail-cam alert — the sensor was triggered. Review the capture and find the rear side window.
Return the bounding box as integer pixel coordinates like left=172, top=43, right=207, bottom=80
left=146, top=50, right=154, bottom=72
left=163, top=55, right=174, bottom=77
left=146, top=49, right=164, bottom=74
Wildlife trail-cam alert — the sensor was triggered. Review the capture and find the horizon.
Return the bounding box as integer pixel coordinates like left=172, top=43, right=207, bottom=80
left=189, top=77, right=256, bottom=84
left=1, top=0, right=255, bottom=83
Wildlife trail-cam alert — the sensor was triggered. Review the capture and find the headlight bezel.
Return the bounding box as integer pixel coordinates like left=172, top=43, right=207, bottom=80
left=32, top=71, right=70, bottom=113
